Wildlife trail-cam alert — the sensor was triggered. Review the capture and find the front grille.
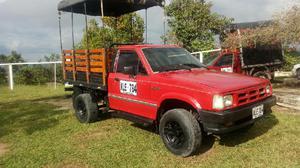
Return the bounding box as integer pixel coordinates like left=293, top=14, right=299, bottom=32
left=236, top=86, right=267, bottom=106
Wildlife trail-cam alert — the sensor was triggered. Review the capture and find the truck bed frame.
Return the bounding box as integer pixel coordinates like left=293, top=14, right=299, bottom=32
left=62, top=48, right=114, bottom=90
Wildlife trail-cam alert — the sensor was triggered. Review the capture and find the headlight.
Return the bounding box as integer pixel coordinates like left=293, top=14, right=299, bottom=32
left=224, top=95, right=233, bottom=107
left=213, top=95, right=233, bottom=110
left=266, top=85, right=271, bottom=94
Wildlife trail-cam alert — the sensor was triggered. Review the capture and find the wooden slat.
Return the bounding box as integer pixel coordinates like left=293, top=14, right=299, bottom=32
left=90, top=62, right=103, bottom=67
left=72, top=50, right=76, bottom=81
left=75, top=50, right=87, bottom=54
left=64, top=56, right=73, bottom=59
left=65, top=61, right=73, bottom=65
left=76, top=67, right=88, bottom=72
left=85, top=50, right=90, bottom=83
left=90, top=55, right=103, bottom=60
left=76, top=55, right=87, bottom=59
left=76, top=62, right=87, bottom=66
left=102, top=50, right=107, bottom=85
left=65, top=67, right=73, bottom=71
left=90, top=49, right=105, bottom=53
left=90, top=68, right=103, bottom=73
left=63, top=50, right=73, bottom=54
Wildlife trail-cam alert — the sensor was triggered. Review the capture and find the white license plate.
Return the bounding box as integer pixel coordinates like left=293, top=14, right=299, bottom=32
left=120, top=80, right=137, bottom=96
left=252, top=104, right=264, bottom=119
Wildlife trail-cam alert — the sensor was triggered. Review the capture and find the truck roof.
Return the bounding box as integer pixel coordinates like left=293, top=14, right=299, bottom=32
left=58, top=0, right=162, bottom=17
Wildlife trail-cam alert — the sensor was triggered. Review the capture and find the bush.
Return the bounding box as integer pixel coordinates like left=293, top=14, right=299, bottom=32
left=15, top=66, right=51, bottom=85
left=282, top=51, right=300, bottom=71
left=0, top=67, right=7, bottom=84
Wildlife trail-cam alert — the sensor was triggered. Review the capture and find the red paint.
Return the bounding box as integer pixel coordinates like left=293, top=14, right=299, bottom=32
left=108, top=45, right=273, bottom=120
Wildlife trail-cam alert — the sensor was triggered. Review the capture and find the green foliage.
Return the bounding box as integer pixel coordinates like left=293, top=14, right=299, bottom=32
left=0, top=67, right=7, bottom=84
left=42, top=53, right=63, bottom=83
left=79, top=13, right=144, bottom=49
left=282, top=51, right=300, bottom=71
left=15, top=66, right=51, bottom=85
left=165, top=0, right=232, bottom=52
left=0, top=51, right=24, bottom=85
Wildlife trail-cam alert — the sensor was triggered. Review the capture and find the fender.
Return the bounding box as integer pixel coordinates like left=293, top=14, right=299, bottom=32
left=158, top=92, right=202, bottom=111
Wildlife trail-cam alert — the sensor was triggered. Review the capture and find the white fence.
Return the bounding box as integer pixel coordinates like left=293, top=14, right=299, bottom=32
left=0, top=61, right=62, bottom=90
left=191, top=49, right=221, bottom=63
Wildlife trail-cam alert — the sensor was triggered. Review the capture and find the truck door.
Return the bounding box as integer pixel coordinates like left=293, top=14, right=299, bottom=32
left=213, top=54, right=234, bottom=73
left=108, top=49, right=157, bottom=120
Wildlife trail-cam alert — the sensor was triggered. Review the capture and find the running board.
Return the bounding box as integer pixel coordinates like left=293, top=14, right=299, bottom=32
left=110, top=111, right=154, bottom=125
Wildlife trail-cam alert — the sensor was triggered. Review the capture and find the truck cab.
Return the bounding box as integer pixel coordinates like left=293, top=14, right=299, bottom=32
left=204, top=49, right=241, bottom=73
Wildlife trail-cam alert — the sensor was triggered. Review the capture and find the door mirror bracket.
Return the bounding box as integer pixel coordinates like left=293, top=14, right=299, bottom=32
left=124, top=66, right=136, bottom=77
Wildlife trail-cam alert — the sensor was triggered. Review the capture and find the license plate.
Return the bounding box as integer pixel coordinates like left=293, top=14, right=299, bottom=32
left=252, top=104, right=264, bottom=119
left=120, top=80, right=137, bottom=96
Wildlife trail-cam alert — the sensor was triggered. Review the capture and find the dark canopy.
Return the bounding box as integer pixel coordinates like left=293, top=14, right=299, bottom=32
left=58, top=0, right=162, bottom=17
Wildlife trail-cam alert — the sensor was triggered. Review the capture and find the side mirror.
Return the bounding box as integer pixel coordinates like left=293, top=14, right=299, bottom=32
left=124, top=66, right=136, bottom=76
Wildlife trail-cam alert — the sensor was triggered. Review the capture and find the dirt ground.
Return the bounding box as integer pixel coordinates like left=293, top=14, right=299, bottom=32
left=37, top=96, right=72, bottom=111
left=0, top=143, right=9, bottom=157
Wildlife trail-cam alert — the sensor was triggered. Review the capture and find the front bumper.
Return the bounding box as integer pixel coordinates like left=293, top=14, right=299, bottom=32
left=199, top=96, right=276, bottom=134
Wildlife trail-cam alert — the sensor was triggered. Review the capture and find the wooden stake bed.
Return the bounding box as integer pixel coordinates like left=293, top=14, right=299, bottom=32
left=62, top=48, right=114, bottom=90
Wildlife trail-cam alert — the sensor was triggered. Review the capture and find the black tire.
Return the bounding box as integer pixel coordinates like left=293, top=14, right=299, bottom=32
left=253, top=71, right=270, bottom=80
left=74, top=94, right=98, bottom=123
left=159, top=109, right=202, bottom=157
left=72, top=87, right=82, bottom=109
left=297, top=69, right=300, bottom=80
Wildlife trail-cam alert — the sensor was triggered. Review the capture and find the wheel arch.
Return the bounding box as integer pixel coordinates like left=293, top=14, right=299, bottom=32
left=156, top=93, right=202, bottom=122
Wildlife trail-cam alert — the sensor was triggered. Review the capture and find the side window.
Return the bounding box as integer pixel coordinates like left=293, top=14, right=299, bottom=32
left=216, top=54, right=233, bottom=67
left=116, top=51, right=147, bottom=75
left=137, top=60, right=147, bottom=75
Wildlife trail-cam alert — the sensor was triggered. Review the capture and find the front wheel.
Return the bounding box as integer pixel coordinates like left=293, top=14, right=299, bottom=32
left=159, top=109, right=202, bottom=157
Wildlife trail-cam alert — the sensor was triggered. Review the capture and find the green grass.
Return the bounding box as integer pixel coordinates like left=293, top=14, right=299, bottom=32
left=0, top=85, right=300, bottom=168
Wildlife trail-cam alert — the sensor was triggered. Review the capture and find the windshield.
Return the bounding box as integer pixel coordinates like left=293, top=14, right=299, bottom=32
left=142, top=48, right=206, bottom=72
left=202, top=51, right=221, bottom=66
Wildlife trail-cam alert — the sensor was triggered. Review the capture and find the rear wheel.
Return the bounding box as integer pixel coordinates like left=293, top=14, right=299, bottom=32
left=253, top=71, right=270, bottom=80
left=72, top=87, right=83, bottom=109
left=297, top=69, right=300, bottom=80
left=159, top=109, right=202, bottom=157
left=74, top=94, right=98, bottom=123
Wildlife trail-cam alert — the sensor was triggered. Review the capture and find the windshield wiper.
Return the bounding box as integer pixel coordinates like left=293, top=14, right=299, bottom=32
left=182, top=63, right=208, bottom=69
left=158, top=64, right=192, bottom=72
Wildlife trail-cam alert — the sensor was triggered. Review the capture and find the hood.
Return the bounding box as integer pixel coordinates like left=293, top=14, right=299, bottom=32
left=156, top=69, right=268, bottom=93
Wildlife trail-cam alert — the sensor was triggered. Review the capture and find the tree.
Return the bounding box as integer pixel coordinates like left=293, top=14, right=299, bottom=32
left=0, top=51, right=24, bottom=63
left=0, top=51, right=24, bottom=85
left=165, top=0, right=232, bottom=52
left=222, top=4, right=300, bottom=49
left=78, top=13, right=144, bottom=49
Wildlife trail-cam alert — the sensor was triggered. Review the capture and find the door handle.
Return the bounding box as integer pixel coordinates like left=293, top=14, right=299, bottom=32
left=114, top=78, right=120, bottom=82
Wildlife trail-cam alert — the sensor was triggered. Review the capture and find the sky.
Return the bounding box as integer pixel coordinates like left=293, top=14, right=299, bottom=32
left=0, top=0, right=298, bottom=61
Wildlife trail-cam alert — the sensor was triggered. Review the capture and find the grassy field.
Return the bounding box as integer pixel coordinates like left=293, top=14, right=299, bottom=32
left=0, top=85, right=299, bottom=168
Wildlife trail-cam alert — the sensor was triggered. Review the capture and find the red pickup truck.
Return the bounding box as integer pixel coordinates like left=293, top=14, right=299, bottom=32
left=202, top=45, right=283, bottom=80
left=63, top=44, right=276, bottom=157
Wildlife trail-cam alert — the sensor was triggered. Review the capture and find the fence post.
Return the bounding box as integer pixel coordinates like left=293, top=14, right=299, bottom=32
left=199, top=52, right=204, bottom=63
left=54, top=63, right=57, bottom=89
left=8, top=64, right=13, bottom=90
